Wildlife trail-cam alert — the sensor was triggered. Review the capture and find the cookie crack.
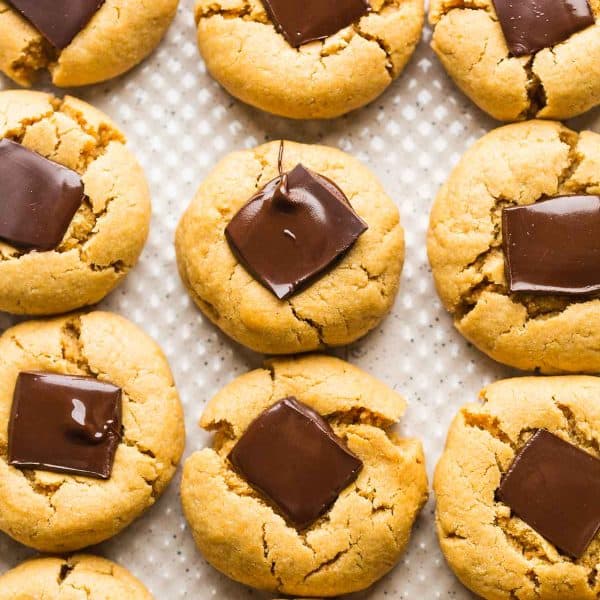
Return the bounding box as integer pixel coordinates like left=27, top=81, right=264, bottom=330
left=352, top=24, right=394, bottom=78
left=60, top=318, right=163, bottom=496
left=302, top=544, right=353, bottom=582
left=289, top=302, right=325, bottom=346
left=522, top=57, right=547, bottom=119
left=554, top=400, right=600, bottom=456
left=57, top=559, right=75, bottom=584
left=431, top=2, right=495, bottom=26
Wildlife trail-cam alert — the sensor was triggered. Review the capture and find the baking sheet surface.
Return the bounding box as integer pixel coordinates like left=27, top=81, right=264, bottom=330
left=1, top=3, right=598, bottom=598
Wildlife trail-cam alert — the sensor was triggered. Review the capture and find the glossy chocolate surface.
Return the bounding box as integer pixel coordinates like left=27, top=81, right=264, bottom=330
left=262, top=0, right=370, bottom=47
left=497, top=429, right=600, bottom=558
left=502, top=195, right=600, bottom=296
left=6, top=0, right=105, bottom=49
left=0, top=139, right=84, bottom=251
left=492, top=0, right=594, bottom=56
left=225, top=163, right=368, bottom=300
left=8, top=371, right=122, bottom=479
left=229, top=397, right=363, bottom=529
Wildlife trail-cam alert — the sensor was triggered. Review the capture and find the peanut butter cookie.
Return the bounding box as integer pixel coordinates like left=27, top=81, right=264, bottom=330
left=181, top=354, right=428, bottom=597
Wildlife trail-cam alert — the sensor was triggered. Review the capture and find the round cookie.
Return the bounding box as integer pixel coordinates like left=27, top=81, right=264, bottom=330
left=194, top=0, right=424, bottom=119
left=0, top=554, right=152, bottom=599
left=181, top=354, right=428, bottom=597
left=176, top=140, right=405, bottom=355
left=429, top=0, right=600, bottom=121
left=428, top=120, right=600, bottom=373
left=0, top=0, right=178, bottom=87
left=0, top=311, right=185, bottom=553
left=0, top=90, right=151, bottom=316
left=434, top=376, right=600, bottom=600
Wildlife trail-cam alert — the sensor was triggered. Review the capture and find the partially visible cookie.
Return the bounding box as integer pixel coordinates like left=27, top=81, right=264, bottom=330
left=0, top=311, right=185, bottom=552
left=194, top=0, right=424, bottom=119
left=429, top=0, right=600, bottom=121
left=176, top=140, right=404, bottom=355
left=435, top=376, right=600, bottom=600
left=0, top=90, right=151, bottom=316
left=181, top=354, right=428, bottom=597
left=0, top=0, right=178, bottom=87
left=0, top=554, right=152, bottom=599
left=428, top=120, right=600, bottom=373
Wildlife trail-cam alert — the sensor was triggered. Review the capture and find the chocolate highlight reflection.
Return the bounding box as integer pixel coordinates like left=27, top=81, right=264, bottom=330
left=492, top=0, right=594, bottom=57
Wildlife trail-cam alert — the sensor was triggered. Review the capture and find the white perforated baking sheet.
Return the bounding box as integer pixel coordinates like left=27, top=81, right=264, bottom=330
left=1, top=3, right=599, bottom=599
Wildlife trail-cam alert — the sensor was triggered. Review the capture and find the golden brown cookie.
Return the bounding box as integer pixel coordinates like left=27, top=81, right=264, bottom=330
left=429, top=0, right=600, bottom=121
left=0, top=0, right=178, bottom=87
left=194, top=0, right=424, bottom=119
left=0, top=554, right=152, bottom=599
left=181, top=354, right=428, bottom=597
left=0, top=90, right=151, bottom=316
left=428, top=120, right=600, bottom=373
left=435, top=376, right=600, bottom=600
left=176, top=140, right=404, bottom=355
left=0, top=311, right=185, bottom=553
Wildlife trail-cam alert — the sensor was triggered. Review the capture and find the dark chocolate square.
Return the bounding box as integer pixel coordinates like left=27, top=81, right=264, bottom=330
left=497, top=429, right=600, bottom=558
left=492, top=0, right=594, bottom=56
left=8, top=371, right=122, bottom=480
left=6, top=0, right=105, bottom=49
left=502, top=195, right=600, bottom=296
left=0, top=139, right=84, bottom=251
left=229, top=397, right=363, bottom=529
left=262, top=0, right=370, bottom=47
left=225, top=164, right=368, bottom=300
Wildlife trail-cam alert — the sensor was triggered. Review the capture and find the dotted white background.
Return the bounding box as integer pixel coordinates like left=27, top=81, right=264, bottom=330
left=1, top=3, right=599, bottom=598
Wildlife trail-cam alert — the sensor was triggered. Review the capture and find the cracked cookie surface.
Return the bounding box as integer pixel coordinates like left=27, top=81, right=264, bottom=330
left=194, top=0, right=424, bottom=119
left=0, top=554, right=152, bottom=599
left=0, top=90, right=151, bottom=316
left=181, top=355, right=428, bottom=597
left=434, top=376, right=600, bottom=600
left=429, top=0, right=600, bottom=121
left=0, top=0, right=178, bottom=87
left=0, top=311, right=185, bottom=552
left=175, top=140, right=405, bottom=355
left=428, top=120, right=600, bottom=373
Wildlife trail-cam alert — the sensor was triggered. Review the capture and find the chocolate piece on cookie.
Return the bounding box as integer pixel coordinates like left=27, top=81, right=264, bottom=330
left=262, top=0, right=369, bottom=47
left=497, top=428, right=600, bottom=559
left=6, top=0, right=105, bottom=49
left=229, top=396, right=362, bottom=528
left=502, top=195, right=600, bottom=296
left=225, top=163, right=367, bottom=300
left=0, top=139, right=84, bottom=251
left=9, top=372, right=122, bottom=479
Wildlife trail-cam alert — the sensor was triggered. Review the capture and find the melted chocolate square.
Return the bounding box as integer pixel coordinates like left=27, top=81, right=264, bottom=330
left=492, top=0, right=594, bottom=57
left=497, top=429, right=600, bottom=558
left=262, top=0, right=370, bottom=47
left=6, top=0, right=105, bottom=49
left=229, top=397, right=363, bottom=529
left=8, top=372, right=122, bottom=480
left=225, top=164, right=368, bottom=300
left=0, top=139, right=84, bottom=251
left=502, top=195, right=600, bottom=296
